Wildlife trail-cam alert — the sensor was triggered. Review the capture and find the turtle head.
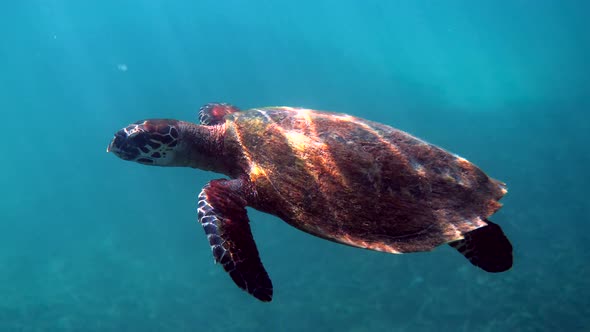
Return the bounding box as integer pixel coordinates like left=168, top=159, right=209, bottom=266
left=108, top=119, right=183, bottom=166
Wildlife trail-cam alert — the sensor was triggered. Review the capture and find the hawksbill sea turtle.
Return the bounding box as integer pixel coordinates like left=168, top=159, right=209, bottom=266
left=107, top=103, right=513, bottom=302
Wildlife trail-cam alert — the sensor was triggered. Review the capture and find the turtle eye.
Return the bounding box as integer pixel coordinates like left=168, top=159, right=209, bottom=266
left=115, top=130, right=126, bottom=140
left=128, top=131, right=149, bottom=147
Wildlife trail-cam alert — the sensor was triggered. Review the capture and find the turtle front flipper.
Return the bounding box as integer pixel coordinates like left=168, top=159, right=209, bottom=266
left=197, top=178, right=273, bottom=302
left=198, top=103, right=240, bottom=125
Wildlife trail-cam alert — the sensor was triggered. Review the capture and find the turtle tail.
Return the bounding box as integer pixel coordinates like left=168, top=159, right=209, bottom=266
left=449, top=220, right=513, bottom=273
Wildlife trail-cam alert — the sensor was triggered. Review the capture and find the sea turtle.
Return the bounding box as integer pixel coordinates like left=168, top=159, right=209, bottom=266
left=107, top=103, right=512, bottom=302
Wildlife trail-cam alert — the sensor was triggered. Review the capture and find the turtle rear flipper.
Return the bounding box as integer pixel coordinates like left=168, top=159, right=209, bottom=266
left=197, top=178, right=273, bottom=302
left=449, top=220, right=513, bottom=273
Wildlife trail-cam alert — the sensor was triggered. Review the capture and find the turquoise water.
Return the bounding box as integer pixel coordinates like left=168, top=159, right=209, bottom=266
left=2, top=1, right=589, bottom=331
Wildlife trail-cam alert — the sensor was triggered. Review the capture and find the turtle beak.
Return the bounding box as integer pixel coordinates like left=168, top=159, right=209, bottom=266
left=107, top=129, right=138, bottom=160
left=106, top=140, right=114, bottom=153
left=106, top=133, right=122, bottom=153
left=107, top=130, right=126, bottom=153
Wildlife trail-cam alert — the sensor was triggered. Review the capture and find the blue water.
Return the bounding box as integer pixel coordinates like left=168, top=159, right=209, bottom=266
left=2, top=1, right=589, bottom=331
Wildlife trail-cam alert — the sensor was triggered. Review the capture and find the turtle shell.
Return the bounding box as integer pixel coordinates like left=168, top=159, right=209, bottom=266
left=223, top=107, right=506, bottom=253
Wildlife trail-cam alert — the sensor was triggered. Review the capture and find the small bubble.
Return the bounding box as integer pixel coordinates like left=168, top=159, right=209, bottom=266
left=117, top=64, right=128, bottom=72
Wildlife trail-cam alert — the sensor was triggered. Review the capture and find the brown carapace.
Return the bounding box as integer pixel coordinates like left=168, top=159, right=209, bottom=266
left=108, top=103, right=513, bottom=302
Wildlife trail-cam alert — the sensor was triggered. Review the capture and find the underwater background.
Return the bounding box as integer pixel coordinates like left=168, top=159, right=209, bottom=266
left=1, top=1, right=589, bottom=331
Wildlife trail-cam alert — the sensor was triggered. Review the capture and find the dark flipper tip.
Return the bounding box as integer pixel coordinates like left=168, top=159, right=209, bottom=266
left=229, top=270, right=273, bottom=302
left=449, top=220, right=513, bottom=273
